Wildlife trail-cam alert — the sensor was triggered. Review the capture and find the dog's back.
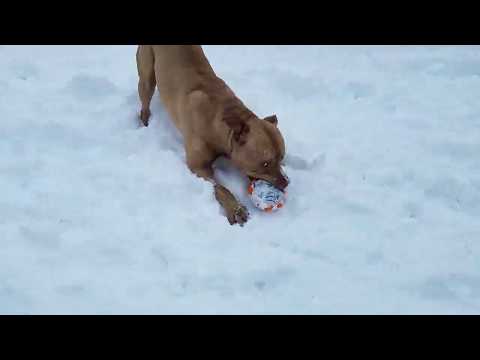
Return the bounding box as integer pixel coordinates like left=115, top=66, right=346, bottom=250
left=152, top=46, right=215, bottom=111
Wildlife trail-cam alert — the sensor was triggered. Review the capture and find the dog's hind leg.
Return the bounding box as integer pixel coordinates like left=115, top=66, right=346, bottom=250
left=136, top=45, right=157, bottom=127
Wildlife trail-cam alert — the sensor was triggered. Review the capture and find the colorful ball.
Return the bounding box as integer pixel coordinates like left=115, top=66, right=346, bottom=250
left=247, top=179, right=286, bottom=212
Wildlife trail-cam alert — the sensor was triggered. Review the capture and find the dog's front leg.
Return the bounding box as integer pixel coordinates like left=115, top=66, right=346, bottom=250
left=186, top=147, right=249, bottom=226
left=214, top=183, right=249, bottom=226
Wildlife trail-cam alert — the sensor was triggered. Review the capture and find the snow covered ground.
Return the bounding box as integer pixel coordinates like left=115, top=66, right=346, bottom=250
left=1, top=45, right=480, bottom=314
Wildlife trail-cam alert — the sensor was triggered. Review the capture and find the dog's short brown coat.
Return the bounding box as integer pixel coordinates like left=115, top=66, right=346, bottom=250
left=136, top=45, right=289, bottom=225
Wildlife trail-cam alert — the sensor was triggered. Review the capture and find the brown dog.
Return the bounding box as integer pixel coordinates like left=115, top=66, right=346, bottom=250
left=136, top=45, right=289, bottom=225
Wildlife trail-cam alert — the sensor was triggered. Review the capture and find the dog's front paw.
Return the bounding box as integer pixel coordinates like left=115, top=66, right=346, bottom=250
left=214, top=184, right=249, bottom=226
left=226, top=202, right=249, bottom=226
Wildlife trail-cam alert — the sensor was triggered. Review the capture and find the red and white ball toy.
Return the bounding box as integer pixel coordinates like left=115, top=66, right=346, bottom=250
left=247, top=179, right=286, bottom=212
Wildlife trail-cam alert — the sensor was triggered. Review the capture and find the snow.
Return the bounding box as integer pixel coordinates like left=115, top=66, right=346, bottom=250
left=1, top=45, right=480, bottom=314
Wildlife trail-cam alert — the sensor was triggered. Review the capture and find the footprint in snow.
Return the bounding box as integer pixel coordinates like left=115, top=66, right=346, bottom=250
left=65, top=74, right=118, bottom=101
left=284, top=153, right=325, bottom=171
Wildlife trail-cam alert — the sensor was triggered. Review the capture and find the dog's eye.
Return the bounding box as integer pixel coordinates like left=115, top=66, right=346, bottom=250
left=263, top=162, right=269, bottom=168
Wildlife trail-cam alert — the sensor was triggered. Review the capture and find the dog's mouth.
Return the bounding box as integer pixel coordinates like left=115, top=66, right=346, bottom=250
left=247, top=173, right=289, bottom=191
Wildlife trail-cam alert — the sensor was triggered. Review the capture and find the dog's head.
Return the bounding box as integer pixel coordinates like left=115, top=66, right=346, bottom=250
left=228, top=114, right=289, bottom=190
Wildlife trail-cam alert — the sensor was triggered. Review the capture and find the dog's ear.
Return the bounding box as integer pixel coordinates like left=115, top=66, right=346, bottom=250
left=264, top=114, right=278, bottom=126
left=232, top=122, right=250, bottom=146
left=224, top=111, right=250, bottom=146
